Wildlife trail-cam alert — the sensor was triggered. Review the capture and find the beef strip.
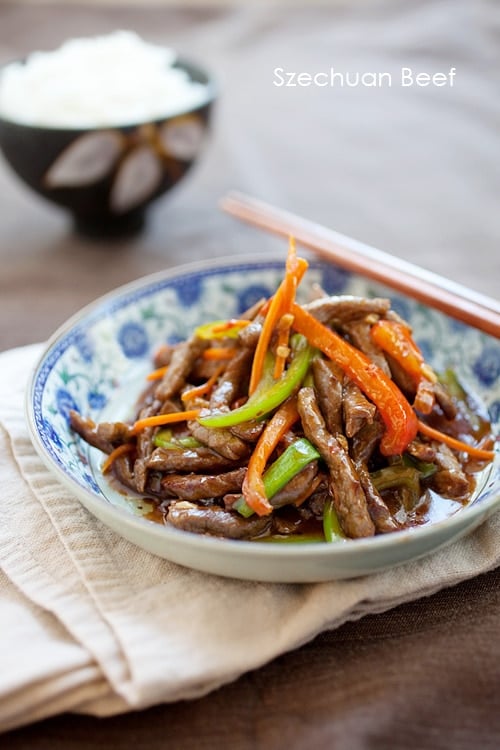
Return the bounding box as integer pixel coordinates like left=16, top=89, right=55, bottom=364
left=355, top=462, right=399, bottom=533
left=147, top=446, right=236, bottom=473
left=159, top=467, right=247, bottom=500
left=406, top=437, right=437, bottom=463
left=133, top=400, right=167, bottom=493
left=268, top=461, right=319, bottom=509
left=433, top=382, right=458, bottom=419
left=414, top=379, right=436, bottom=415
left=343, top=380, right=376, bottom=438
left=180, top=394, right=251, bottom=462
left=209, top=345, right=254, bottom=411
left=297, top=387, right=375, bottom=538
left=407, top=438, right=470, bottom=500
left=312, top=358, right=344, bottom=436
left=346, top=413, right=396, bottom=532
left=341, top=318, right=391, bottom=376
left=166, top=501, right=271, bottom=539
left=304, top=295, right=391, bottom=326
left=229, top=420, right=265, bottom=442
left=429, top=442, right=471, bottom=500
left=237, top=319, right=262, bottom=348
left=187, top=418, right=251, bottom=461
left=69, top=411, right=132, bottom=454
left=305, top=487, right=329, bottom=519
left=385, top=354, right=417, bottom=397
left=152, top=343, right=176, bottom=368
left=155, top=335, right=208, bottom=401
left=350, top=414, right=384, bottom=464
left=112, top=452, right=139, bottom=494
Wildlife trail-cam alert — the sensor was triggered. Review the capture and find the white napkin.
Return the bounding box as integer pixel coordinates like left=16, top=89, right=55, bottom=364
left=1, top=343, right=499, bottom=732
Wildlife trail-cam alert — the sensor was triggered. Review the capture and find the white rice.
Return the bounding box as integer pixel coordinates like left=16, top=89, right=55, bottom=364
left=0, top=30, right=209, bottom=128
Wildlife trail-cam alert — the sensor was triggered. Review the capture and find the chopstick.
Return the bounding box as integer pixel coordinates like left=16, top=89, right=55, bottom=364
left=220, top=191, right=500, bottom=339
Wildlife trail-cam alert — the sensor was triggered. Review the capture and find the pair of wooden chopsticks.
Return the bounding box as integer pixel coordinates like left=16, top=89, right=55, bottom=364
left=220, top=191, right=500, bottom=340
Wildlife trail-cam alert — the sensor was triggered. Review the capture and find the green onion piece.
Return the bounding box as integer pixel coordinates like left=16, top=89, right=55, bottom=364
left=198, top=334, right=315, bottom=429
left=232, top=496, right=255, bottom=518
left=323, top=498, right=345, bottom=542
left=232, top=437, right=320, bottom=519
left=262, top=438, right=320, bottom=498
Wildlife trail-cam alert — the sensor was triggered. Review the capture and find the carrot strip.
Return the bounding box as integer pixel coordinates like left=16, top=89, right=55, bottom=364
left=146, top=365, right=169, bottom=381
left=102, top=443, right=134, bottom=474
left=248, top=283, right=284, bottom=394
left=242, top=397, right=300, bottom=516
left=202, top=347, right=237, bottom=361
left=248, top=238, right=308, bottom=394
left=181, top=364, right=226, bottom=403
left=417, top=420, right=495, bottom=461
left=131, top=409, right=201, bottom=435
left=273, top=313, right=294, bottom=379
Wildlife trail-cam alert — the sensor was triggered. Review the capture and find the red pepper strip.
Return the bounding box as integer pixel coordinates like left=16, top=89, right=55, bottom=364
left=370, top=320, right=436, bottom=386
left=242, top=396, right=300, bottom=516
left=248, top=240, right=308, bottom=395
left=291, top=303, right=418, bottom=456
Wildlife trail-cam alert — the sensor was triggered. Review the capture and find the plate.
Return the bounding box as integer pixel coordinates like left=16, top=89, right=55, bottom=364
left=25, top=255, right=500, bottom=582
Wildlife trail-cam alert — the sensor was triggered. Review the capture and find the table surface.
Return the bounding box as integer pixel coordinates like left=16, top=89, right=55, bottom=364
left=1, top=2, right=499, bottom=748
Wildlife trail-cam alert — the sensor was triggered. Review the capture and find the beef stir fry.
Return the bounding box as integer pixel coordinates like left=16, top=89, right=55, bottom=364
left=70, top=247, right=496, bottom=542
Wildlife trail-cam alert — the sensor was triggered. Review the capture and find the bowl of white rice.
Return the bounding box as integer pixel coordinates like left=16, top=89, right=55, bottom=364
left=0, top=31, right=216, bottom=236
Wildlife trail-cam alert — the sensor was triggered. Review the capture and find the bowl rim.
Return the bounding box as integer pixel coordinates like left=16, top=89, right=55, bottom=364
left=24, top=253, right=500, bottom=567
left=0, top=53, right=217, bottom=132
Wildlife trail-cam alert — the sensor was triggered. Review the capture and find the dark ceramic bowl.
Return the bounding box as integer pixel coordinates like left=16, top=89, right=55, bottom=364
left=0, top=58, right=216, bottom=236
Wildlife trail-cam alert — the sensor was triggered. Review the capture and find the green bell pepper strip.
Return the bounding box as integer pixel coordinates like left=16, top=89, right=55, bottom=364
left=194, top=319, right=249, bottom=340
left=233, top=437, right=320, bottom=518
left=323, top=498, right=346, bottom=542
left=232, top=496, right=256, bottom=518
left=153, top=429, right=202, bottom=451
left=198, top=334, right=315, bottom=429
left=370, top=465, right=421, bottom=495
left=402, top=453, right=437, bottom=480
left=263, top=437, right=320, bottom=498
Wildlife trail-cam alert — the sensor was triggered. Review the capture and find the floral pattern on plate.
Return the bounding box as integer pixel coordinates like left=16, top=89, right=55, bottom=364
left=25, top=256, right=500, bottom=582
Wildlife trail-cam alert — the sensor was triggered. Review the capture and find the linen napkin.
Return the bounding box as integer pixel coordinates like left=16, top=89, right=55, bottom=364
left=1, top=344, right=499, bottom=733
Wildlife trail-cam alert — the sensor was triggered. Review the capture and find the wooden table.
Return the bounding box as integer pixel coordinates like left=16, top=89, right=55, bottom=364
left=2, top=3, right=499, bottom=747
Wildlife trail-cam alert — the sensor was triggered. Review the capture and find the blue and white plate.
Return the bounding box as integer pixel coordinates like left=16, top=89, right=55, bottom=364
left=25, top=255, right=500, bottom=582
